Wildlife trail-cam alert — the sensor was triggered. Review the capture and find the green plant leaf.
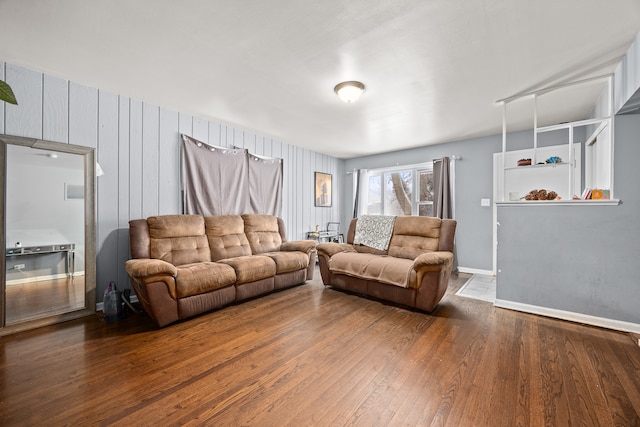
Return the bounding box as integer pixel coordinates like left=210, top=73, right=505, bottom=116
left=0, top=79, right=18, bottom=105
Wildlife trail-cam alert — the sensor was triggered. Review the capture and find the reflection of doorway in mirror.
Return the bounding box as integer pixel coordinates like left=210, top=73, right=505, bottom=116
left=5, top=144, right=85, bottom=325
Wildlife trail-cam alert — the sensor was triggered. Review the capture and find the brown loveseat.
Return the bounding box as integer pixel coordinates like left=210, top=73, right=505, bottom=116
left=317, top=216, right=456, bottom=312
left=125, top=214, right=317, bottom=327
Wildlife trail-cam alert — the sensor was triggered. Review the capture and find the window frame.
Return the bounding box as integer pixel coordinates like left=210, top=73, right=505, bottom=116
left=364, top=162, right=434, bottom=216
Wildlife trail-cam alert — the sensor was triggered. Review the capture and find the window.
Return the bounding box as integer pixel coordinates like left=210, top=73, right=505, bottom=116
left=364, top=164, right=434, bottom=216
left=384, top=170, right=412, bottom=215
left=367, top=174, right=382, bottom=214
left=418, top=169, right=434, bottom=216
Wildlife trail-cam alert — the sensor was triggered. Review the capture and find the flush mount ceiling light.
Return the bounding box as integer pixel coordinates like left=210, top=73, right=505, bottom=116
left=334, top=81, right=365, bottom=103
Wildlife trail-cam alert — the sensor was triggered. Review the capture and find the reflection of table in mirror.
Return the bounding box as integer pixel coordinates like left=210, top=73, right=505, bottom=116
left=6, top=244, right=75, bottom=277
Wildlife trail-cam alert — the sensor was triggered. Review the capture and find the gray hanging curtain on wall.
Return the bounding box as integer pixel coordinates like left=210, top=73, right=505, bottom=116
left=181, top=134, right=249, bottom=215
left=433, top=157, right=452, bottom=219
left=352, top=169, right=361, bottom=218
left=248, top=153, right=283, bottom=217
left=433, top=156, right=457, bottom=271
left=353, top=169, right=369, bottom=218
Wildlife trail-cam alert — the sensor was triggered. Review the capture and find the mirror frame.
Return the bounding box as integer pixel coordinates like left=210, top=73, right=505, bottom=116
left=0, top=134, right=96, bottom=335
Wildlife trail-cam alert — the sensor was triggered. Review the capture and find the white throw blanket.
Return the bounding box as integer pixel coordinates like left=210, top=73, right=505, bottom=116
left=353, top=215, right=397, bottom=251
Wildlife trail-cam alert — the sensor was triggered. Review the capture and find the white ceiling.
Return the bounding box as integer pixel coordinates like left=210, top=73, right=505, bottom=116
left=1, top=1, right=639, bottom=159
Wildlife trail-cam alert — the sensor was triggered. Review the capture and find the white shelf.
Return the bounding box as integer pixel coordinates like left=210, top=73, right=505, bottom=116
left=504, top=162, right=569, bottom=171
left=497, top=199, right=620, bottom=207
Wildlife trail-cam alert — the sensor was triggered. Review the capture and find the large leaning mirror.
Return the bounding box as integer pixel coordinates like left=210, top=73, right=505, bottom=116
left=0, top=135, right=96, bottom=336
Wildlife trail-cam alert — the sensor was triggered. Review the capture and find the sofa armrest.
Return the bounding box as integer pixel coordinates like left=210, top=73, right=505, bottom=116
left=280, top=240, right=318, bottom=255
left=125, top=259, right=179, bottom=301
left=317, top=242, right=357, bottom=258
left=413, top=251, right=453, bottom=271
left=125, top=258, right=177, bottom=279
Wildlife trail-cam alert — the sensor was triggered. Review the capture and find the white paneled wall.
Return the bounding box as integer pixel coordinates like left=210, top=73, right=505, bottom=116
left=615, top=32, right=640, bottom=112
left=1, top=62, right=343, bottom=303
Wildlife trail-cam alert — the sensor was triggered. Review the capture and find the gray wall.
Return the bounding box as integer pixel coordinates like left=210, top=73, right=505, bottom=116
left=341, top=128, right=574, bottom=271
left=496, top=113, right=640, bottom=324
left=1, top=61, right=343, bottom=304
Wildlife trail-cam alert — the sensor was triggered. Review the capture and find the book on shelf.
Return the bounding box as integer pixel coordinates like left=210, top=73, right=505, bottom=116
left=580, top=188, right=610, bottom=200
left=591, top=189, right=610, bottom=200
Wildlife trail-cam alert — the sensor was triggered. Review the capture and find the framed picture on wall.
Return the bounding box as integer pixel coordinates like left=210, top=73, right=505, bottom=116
left=314, top=172, right=332, bottom=207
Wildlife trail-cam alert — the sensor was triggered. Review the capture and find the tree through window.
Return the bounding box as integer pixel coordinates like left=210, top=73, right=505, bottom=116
left=365, top=165, right=434, bottom=216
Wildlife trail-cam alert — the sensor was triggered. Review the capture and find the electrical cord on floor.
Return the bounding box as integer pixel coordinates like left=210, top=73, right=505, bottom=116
left=122, top=288, right=141, bottom=314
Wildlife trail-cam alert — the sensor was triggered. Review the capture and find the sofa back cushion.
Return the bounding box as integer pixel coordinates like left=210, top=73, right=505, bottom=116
left=205, top=215, right=252, bottom=261
left=387, top=216, right=442, bottom=260
left=129, top=219, right=151, bottom=259
left=439, top=219, right=457, bottom=252
left=242, top=214, right=282, bottom=254
left=147, top=215, right=211, bottom=266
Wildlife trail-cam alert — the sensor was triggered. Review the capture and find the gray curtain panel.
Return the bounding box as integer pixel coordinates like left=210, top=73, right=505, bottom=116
left=181, top=135, right=250, bottom=215
left=433, top=156, right=452, bottom=219
left=181, top=135, right=284, bottom=217
left=248, top=153, right=283, bottom=217
left=352, top=169, right=361, bottom=218
left=433, top=156, right=457, bottom=271
left=353, top=169, right=369, bottom=218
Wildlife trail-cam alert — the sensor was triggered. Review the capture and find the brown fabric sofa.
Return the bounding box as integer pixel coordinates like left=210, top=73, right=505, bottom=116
left=125, top=214, right=317, bottom=327
left=317, top=216, right=456, bottom=312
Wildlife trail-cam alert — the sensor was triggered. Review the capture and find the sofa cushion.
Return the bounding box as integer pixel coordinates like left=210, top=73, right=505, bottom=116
left=148, top=215, right=211, bottom=265
left=354, top=244, right=388, bottom=256
left=205, top=215, right=252, bottom=261
left=329, top=252, right=417, bottom=289
left=218, top=255, right=277, bottom=284
left=175, top=262, right=236, bottom=298
left=263, top=251, right=309, bottom=274
left=387, top=216, right=441, bottom=260
left=317, top=242, right=356, bottom=258
left=242, top=214, right=282, bottom=254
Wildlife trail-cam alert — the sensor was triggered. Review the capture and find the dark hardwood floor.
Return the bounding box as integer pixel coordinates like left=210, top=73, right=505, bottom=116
left=1, top=269, right=639, bottom=426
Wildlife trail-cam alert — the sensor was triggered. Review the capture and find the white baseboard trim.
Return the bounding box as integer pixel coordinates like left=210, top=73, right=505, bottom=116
left=6, top=271, right=85, bottom=286
left=97, top=295, right=139, bottom=312
left=457, top=267, right=493, bottom=276
left=495, top=298, right=640, bottom=334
